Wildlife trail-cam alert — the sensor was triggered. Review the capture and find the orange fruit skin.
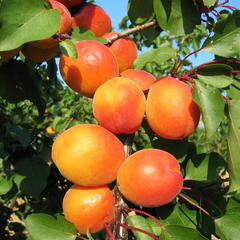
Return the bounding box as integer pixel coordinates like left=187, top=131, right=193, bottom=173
left=59, top=40, right=119, bottom=98
left=102, top=32, right=138, bottom=73
left=146, top=76, right=200, bottom=140
left=117, top=149, right=184, bottom=207
left=30, top=0, right=72, bottom=49
left=22, top=44, right=59, bottom=62
left=121, top=69, right=156, bottom=91
left=0, top=47, right=22, bottom=62
left=72, top=3, right=111, bottom=37
left=93, top=77, right=146, bottom=134
left=63, top=185, right=115, bottom=234
left=52, top=124, right=125, bottom=186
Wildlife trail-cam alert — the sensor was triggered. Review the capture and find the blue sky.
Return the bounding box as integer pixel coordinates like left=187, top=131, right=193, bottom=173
left=95, top=0, right=240, bottom=66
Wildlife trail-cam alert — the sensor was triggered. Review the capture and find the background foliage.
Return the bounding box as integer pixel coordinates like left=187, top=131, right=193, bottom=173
left=1, top=0, right=240, bottom=240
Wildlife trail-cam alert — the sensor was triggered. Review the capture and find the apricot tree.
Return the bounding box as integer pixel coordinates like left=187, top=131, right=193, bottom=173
left=0, top=0, right=240, bottom=240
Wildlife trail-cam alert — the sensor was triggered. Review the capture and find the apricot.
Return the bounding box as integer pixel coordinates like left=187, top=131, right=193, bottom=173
left=121, top=69, right=156, bottom=91
left=93, top=77, right=146, bottom=134
left=30, top=0, right=72, bottom=49
left=102, top=32, right=138, bottom=73
left=146, top=76, right=200, bottom=140
left=117, top=149, right=184, bottom=207
left=0, top=47, right=21, bottom=62
left=22, top=44, right=59, bottom=62
left=72, top=3, right=111, bottom=37
left=59, top=40, right=119, bottom=97
left=51, top=124, right=125, bottom=186
left=63, top=185, right=115, bottom=234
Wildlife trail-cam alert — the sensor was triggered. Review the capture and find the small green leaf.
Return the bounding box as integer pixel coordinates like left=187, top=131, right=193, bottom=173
left=203, top=11, right=240, bottom=58
left=14, top=158, right=50, bottom=199
left=215, top=208, right=240, bottom=240
left=59, top=39, right=78, bottom=58
left=227, top=74, right=240, bottom=100
left=146, top=218, right=162, bottom=236
left=196, top=63, right=233, bottom=88
left=128, top=0, right=155, bottom=25
left=26, top=213, right=76, bottom=240
left=0, top=0, right=60, bottom=51
left=0, top=176, right=13, bottom=195
left=193, top=81, right=225, bottom=139
left=134, top=47, right=177, bottom=70
left=197, top=74, right=233, bottom=88
left=153, top=0, right=201, bottom=36
left=161, top=225, right=208, bottom=240
left=160, top=203, right=197, bottom=229
left=203, top=0, right=216, bottom=8
left=127, top=215, right=155, bottom=240
left=227, top=100, right=240, bottom=195
left=71, top=27, right=107, bottom=44
left=185, top=152, right=227, bottom=182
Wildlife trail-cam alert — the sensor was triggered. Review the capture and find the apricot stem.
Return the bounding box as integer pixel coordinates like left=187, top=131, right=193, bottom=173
left=76, top=233, right=91, bottom=240
left=104, top=223, right=116, bottom=240
left=117, top=222, right=161, bottom=240
left=178, top=193, right=214, bottom=219
left=106, top=20, right=157, bottom=44
left=123, top=207, right=164, bottom=231
left=171, top=48, right=203, bottom=76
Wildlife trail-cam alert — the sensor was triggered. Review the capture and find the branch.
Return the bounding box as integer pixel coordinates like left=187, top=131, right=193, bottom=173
left=105, top=134, right=134, bottom=240
left=106, top=20, right=157, bottom=44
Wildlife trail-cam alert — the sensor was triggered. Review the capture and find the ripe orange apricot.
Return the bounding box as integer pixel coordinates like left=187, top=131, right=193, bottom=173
left=93, top=77, right=146, bottom=134
left=120, top=69, right=156, bottom=91
left=72, top=3, right=111, bottom=37
left=102, top=32, right=138, bottom=73
left=52, top=124, right=125, bottom=186
left=117, top=149, right=184, bottom=207
left=146, top=76, right=200, bottom=140
left=22, top=44, right=59, bottom=62
left=46, top=126, right=56, bottom=135
left=0, top=47, right=22, bottom=62
left=59, top=40, right=119, bottom=97
left=30, top=0, right=72, bottom=49
left=63, top=185, right=115, bottom=234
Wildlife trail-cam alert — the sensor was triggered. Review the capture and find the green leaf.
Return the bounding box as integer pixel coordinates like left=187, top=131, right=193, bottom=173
left=196, top=64, right=233, bottom=88
left=227, top=74, right=240, bottom=100
left=0, top=176, right=13, bottom=195
left=227, top=100, right=240, bottom=195
left=215, top=208, right=240, bottom=240
left=4, top=122, right=31, bottom=148
left=0, top=60, right=46, bottom=114
left=153, top=0, right=201, bottom=36
left=197, top=75, right=233, bottom=88
left=71, top=27, right=107, bottom=44
left=151, top=137, right=189, bottom=163
left=160, top=204, right=197, bottom=229
left=203, top=11, right=240, bottom=58
left=134, top=47, right=177, bottom=70
left=14, top=158, right=50, bottom=199
left=161, top=225, right=208, bottom=240
left=203, top=0, right=216, bottom=8
left=0, top=0, right=60, bottom=51
left=127, top=215, right=155, bottom=240
left=146, top=218, right=162, bottom=236
left=193, top=81, right=225, bottom=139
left=59, top=39, right=78, bottom=58
left=185, top=152, right=227, bottom=182
left=128, top=0, right=155, bottom=25
left=26, top=213, right=76, bottom=240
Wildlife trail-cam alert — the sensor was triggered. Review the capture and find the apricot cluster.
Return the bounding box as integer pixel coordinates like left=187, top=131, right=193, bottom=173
left=48, top=1, right=201, bottom=236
